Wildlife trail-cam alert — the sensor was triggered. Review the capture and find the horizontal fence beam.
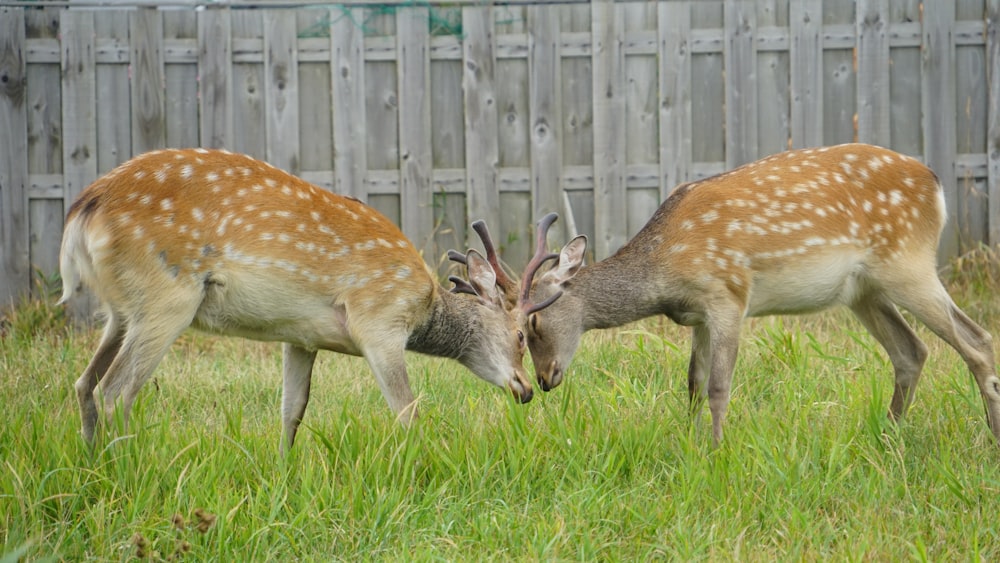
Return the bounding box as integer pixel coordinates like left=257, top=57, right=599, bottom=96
left=20, top=22, right=989, bottom=66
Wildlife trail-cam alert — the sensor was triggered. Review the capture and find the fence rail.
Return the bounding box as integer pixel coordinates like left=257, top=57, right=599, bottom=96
left=1, top=0, right=998, bottom=312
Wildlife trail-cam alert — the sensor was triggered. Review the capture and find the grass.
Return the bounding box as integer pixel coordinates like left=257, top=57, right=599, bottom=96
left=3, top=256, right=1000, bottom=560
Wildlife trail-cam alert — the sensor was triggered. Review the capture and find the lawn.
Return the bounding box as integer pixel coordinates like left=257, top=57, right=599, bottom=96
left=3, top=253, right=1000, bottom=561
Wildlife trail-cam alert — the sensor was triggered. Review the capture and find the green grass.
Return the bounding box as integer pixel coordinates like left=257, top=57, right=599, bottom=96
left=3, top=264, right=1000, bottom=560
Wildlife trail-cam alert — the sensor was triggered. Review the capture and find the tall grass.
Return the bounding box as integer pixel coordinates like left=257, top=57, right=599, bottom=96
left=3, top=255, right=1000, bottom=560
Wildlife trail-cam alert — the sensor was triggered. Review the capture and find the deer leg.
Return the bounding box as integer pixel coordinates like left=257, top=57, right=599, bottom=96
left=687, top=324, right=712, bottom=417
left=361, top=337, right=418, bottom=426
left=76, top=310, right=126, bottom=442
left=281, top=343, right=317, bottom=454
left=96, top=304, right=197, bottom=434
left=890, top=278, right=1000, bottom=439
left=706, top=311, right=744, bottom=446
left=848, top=293, right=928, bottom=421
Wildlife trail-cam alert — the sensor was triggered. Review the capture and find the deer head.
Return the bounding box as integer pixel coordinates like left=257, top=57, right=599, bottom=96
left=59, top=148, right=532, bottom=452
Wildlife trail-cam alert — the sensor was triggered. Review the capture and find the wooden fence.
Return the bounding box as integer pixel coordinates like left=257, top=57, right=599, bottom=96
left=1, top=0, right=999, bottom=311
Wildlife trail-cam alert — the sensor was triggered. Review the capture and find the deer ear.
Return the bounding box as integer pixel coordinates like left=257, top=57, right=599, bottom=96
left=543, top=235, right=587, bottom=285
left=465, top=249, right=501, bottom=305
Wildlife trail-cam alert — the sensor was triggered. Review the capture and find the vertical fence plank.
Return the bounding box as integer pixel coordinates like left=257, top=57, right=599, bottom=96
left=592, top=0, right=627, bottom=259
left=24, top=8, right=63, bottom=290
left=755, top=0, right=789, bottom=157
left=889, top=1, right=922, bottom=157
left=922, top=1, right=959, bottom=257
left=61, top=10, right=98, bottom=319
left=659, top=1, right=691, bottom=195
left=528, top=4, right=564, bottom=242
left=95, top=12, right=131, bottom=172
left=0, top=7, right=28, bottom=306
left=332, top=7, right=366, bottom=200
left=231, top=12, right=265, bottom=159
left=397, top=7, right=434, bottom=258
left=198, top=8, right=232, bottom=149
left=130, top=8, right=165, bottom=154
left=463, top=6, right=500, bottom=238
left=724, top=0, right=757, bottom=167
left=264, top=10, right=299, bottom=173
left=856, top=0, right=890, bottom=146
left=990, top=0, right=1000, bottom=247
left=790, top=0, right=822, bottom=148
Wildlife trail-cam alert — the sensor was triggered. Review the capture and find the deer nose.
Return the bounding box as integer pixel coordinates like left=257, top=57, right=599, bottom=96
left=539, top=363, right=563, bottom=392
left=510, top=371, right=533, bottom=403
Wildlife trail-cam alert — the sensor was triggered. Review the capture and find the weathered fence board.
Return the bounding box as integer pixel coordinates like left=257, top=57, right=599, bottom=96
left=990, top=0, right=1000, bottom=247
left=397, top=7, right=434, bottom=259
left=591, top=0, right=627, bottom=259
left=922, top=1, right=959, bottom=258
left=60, top=10, right=98, bottom=317
left=1, top=0, right=999, bottom=309
left=331, top=6, right=366, bottom=201
left=1, top=7, right=29, bottom=306
left=198, top=9, right=233, bottom=149
left=789, top=0, right=822, bottom=149
left=856, top=0, right=890, bottom=147
left=130, top=8, right=166, bottom=154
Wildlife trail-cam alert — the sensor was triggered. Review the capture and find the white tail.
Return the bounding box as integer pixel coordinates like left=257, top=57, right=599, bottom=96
left=493, top=143, right=1000, bottom=445
left=60, top=148, right=532, bottom=452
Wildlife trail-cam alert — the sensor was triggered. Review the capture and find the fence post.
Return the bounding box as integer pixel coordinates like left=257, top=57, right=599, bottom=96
left=61, top=9, right=99, bottom=321
left=856, top=0, right=890, bottom=147
left=592, top=0, right=626, bottom=260
left=397, top=7, right=434, bottom=259
left=0, top=7, right=28, bottom=310
left=130, top=7, right=166, bottom=154
left=724, top=0, right=758, bottom=168
left=658, top=1, right=691, bottom=198
left=463, top=5, right=500, bottom=242
left=988, top=0, right=1000, bottom=248
left=921, top=1, right=958, bottom=258
left=198, top=7, right=233, bottom=150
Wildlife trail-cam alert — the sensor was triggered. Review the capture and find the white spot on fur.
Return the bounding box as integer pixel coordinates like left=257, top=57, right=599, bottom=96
left=206, top=172, right=219, bottom=182
left=160, top=199, right=173, bottom=211
left=180, top=165, right=194, bottom=179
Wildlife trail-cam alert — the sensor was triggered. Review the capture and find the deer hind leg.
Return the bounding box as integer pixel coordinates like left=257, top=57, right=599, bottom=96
left=96, top=301, right=199, bottom=434
left=849, top=293, right=929, bottom=421
left=281, top=343, right=317, bottom=454
left=77, top=310, right=126, bottom=442
left=888, top=276, right=1000, bottom=439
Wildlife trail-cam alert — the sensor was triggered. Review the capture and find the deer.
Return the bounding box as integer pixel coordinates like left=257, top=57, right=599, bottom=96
left=461, top=143, right=1000, bottom=446
left=58, top=148, right=533, bottom=453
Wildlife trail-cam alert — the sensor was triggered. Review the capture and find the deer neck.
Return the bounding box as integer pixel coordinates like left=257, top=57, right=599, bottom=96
left=572, top=249, right=675, bottom=331
left=406, top=288, right=475, bottom=360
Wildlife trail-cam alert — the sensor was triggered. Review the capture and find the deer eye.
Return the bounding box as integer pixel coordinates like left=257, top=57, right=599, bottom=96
left=516, top=330, right=525, bottom=348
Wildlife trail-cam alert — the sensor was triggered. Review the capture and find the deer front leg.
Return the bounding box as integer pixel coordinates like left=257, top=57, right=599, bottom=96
left=706, top=312, right=743, bottom=446
left=362, top=339, right=418, bottom=426
left=687, top=324, right=711, bottom=418
left=281, top=343, right=318, bottom=454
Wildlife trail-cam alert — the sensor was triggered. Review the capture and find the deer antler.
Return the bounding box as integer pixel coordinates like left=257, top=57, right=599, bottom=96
left=519, top=213, right=562, bottom=315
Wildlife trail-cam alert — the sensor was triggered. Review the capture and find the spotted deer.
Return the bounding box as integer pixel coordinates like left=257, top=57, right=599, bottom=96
left=59, top=148, right=533, bottom=452
left=470, top=143, right=1000, bottom=445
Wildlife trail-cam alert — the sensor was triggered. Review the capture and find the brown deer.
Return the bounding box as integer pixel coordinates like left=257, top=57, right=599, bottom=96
left=59, top=148, right=533, bottom=452
left=468, top=143, right=1000, bottom=445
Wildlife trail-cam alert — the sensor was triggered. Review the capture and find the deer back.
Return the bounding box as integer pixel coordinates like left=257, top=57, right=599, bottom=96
left=61, top=148, right=438, bottom=350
